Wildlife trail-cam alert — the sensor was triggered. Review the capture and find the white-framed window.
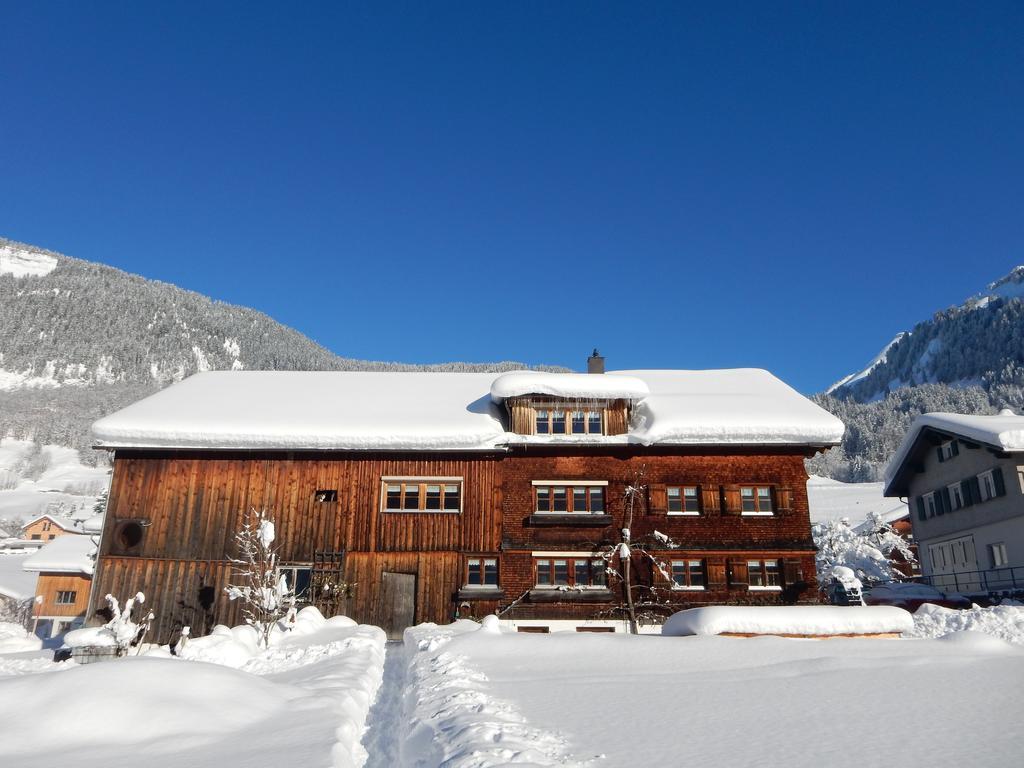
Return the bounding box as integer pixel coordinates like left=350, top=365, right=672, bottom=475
left=534, top=482, right=607, bottom=514
left=948, top=483, right=964, bottom=511
left=55, top=590, right=77, bottom=605
left=535, top=557, right=607, bottom=588
left=990, top=543, right=1009, bottom=568
left=537, top=408, right=603, bottom=435
left=671, top=559, right=706, bottom=590
left=747, top=559, right=782, bottom=590
left=466, top=557, right=498, bottom=588
left=923, top=492, right=937, bottom=517
left=382, top=478, right=462, bottom=512
left=277, top=564, right=312, bottom=602
left=938, top=440, right=959, bottom=462
left=668, top=486, right=701, bottom=515
left=740, top=486, right=774, bottom=515
left=979, top=470, right=997, bottom=502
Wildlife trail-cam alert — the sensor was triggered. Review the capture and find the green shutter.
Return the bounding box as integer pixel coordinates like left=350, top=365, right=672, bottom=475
left=917, top=496, right=926, bottom=521
left=994, top=467, right=1006, bottom=497
left=960, top=479, right=974, bottom=507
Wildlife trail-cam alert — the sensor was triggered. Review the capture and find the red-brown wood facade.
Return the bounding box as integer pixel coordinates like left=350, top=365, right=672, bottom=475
left=90, top=444, right=821, bottom=643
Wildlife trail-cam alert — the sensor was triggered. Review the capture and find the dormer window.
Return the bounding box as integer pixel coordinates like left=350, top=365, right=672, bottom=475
left=535, top=408, right=603, bottom=435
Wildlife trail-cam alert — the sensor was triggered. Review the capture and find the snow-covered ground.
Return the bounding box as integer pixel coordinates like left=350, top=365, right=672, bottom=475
left=0, top=610, right=385, bottom=768
left=2, top=606, right=1023, bottom=767
left=0, top=553, right=37, bottom=601
left=396, top=615, right=1024, bottom=767
left=0, top=438, right=108, bottom=522
left=807, top=474, right=907, bottom=525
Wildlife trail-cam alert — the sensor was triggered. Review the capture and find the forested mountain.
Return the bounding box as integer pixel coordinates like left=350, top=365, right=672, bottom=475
left=808, top=267, right=1024, bottom=481
left=0, top=237, right=564, bottom=461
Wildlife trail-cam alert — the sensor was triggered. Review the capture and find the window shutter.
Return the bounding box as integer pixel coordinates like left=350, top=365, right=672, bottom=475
left=776, top=488, right=794, bottom=516
left=702, top=486, right=722, bottom=515
left=727, top=558, right=748, bottom=587
left=916, top=496, right=926, bottom=521
left=994, top=467, right=1006, bottom=497
left=969, top=476, right=982, bottom=504
left=935, top=489, right=947, bottom=516
left=936, top=446, right=945, bottom=463
left=648, top=485, right=667, bottom=515
left=951, top=440, right=960, bottom=457
left=960, top=479, right=974, bottom=507
left=723, top=486, right=741, bottom=515
left=706, top=560, right=727, bottom=589
left=782, top=558, right=802, bottom=586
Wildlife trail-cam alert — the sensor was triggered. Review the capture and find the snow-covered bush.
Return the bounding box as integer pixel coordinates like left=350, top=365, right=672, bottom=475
left=813, top=512, right=915, bottom=590
left=225, top=508, right=295, bottom=648
left=64, top=591, right=154, bottom=655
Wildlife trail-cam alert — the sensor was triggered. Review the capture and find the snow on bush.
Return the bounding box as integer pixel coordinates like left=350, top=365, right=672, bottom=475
left=908, top=603, right=1024, bottom=645
left=0, top=621, right=42, bottom=653
left=64, top=592, right=153, bottom=653
left=812, top=511, right=915, bottom=588
left=662, top=605, right=914, bottom=637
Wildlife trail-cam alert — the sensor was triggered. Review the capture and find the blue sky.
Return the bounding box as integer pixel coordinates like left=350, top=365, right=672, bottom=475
left=1, top=2, right=1021, bottom=392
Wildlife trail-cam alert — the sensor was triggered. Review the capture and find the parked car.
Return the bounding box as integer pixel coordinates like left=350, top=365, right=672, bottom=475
left=863, top=582, right=971, bottom=611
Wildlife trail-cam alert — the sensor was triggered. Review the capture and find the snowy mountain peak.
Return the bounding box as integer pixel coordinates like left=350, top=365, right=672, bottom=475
left=980, top=265, right=1024, bottom=303
left=0, top=241, right=59, bottom=278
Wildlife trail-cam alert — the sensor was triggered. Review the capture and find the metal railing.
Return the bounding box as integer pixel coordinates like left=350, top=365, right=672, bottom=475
left=921, top=566, right=1024, bottom=596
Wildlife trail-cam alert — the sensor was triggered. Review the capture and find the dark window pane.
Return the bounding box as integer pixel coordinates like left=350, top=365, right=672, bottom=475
left=671, top=562, right=686, bottom=587
left=668, top=487, right=682, bottom=513
left=294, top=568, right=312, bottom=599
left=444, top=484, right=460, bottom=511
left=572, top=412, right=585, bottom=434
left=553, top=488, right=567, bottom=512
left=684, top=487, right=700, bottom=513
left=425, top=485, right=442, bottom=510
left=386, top=485, right=402, bottom=510
left=588, top=412, right=602, bottom=433
left=404, top=485, right=420, bottom=510
left=468, top=559, right=481, bottom=585
left=537, top=560, right=552, bottom=585
left=536, top=410, right=549, bottom=434
left=590, top=487, right=605, bottom=513
left=572, top=488, right=587, bottom=512
left=741, top=488, right=756, bottom=512
left=536, top=487, right=551, bottom=512
left=554, top=560, right=569, bottom=585
left=574, top=560, right=589, bottom=585
left=765, top=560, right=781, bottom=586
left=748, top=560, right=764, bottom=587
left=591, top=559, right=606, bottom=586
left=689, top=560, right=705, bottom=587
left=484, top=559, right=498, bottom=586
left=758, top=487, right=773, bottom=512
left=552, top=411, right=566, bottom=434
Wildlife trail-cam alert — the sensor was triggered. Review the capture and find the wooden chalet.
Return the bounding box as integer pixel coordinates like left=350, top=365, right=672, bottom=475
left=87, top=353, right=844, bottom=642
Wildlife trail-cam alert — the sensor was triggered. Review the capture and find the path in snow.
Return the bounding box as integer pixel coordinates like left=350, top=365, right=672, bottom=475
left=361, top=641, right=408, bottom=768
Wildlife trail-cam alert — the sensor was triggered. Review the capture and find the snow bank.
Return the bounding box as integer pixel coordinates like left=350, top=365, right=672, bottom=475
left=0, top=609, right=386, bottom=768
left=908, top=603, right=1024, bottom=645
left=395, top=622, right=582, bottom=767
left=489, top=370, right=649, bottom=401
left=0, top=622, right=42, bottom=653
left=0, top=553, right=37, bottom=600
left=662, top=605, right=914, bottom=637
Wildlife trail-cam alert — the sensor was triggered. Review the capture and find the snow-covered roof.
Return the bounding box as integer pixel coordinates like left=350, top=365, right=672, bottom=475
left=20, top=514, right=79, bottom=532
left=884, top=410, right=1024, bottom=495
left=22, top=534, right=97, bottom=576
left=0, top=554, right=38, bottom=600
left=489, top=371, right=649, bottom=402
left=91, top=369, right=843, bottom=451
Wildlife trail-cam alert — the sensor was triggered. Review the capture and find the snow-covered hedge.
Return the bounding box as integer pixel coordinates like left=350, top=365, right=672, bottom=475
left=908, top=603, right=1024, bottom=645
left=662, top=605, right=914, bottom=637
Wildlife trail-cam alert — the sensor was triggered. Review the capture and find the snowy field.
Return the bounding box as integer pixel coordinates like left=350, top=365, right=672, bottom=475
left=0, top=439, right=108, bottom=521
left=807, top=474, right=907, bottom=525
left=2, top=606, right=1023, bottom=768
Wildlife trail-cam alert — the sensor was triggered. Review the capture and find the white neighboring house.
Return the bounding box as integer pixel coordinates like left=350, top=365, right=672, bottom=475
left=22, top=533, right=99, bottom=638
left=884, top=409, right=1024, bottom=595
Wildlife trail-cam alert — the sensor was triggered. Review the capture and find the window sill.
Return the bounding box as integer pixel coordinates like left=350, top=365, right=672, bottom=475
left=528, top=588, right=614, bottom=603
left=383, top=509, right=461, bottom=515
left=671, top=586, right=706, bottom=591
left=528, top=514, right=613, bottom=527
left=457, top=588, right=505, bottom=601
left=741, top=512, right=775, bottom=517
left=747, top=586, right=783, bottom=591
left=667, top=512, right=700, bottom=517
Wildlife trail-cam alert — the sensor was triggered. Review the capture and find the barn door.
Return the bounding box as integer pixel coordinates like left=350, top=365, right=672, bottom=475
left=381, top=571, right=416, bottom=641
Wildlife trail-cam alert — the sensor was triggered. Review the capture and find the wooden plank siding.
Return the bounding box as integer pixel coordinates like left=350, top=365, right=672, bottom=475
left=34, top=573, right=91, bottom=619
left=92, top=451, right=503, bottom=642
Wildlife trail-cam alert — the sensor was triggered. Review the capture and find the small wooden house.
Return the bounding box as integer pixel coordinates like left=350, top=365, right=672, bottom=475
left=20, top=514, right=79, bottom=543
left=87, top=357, right=844, bottom=642
left=23, top=534, right=97, bottom=637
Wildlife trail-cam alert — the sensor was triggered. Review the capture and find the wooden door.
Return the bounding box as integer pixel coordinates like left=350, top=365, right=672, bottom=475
left=381, top=571, right=416, bottom=641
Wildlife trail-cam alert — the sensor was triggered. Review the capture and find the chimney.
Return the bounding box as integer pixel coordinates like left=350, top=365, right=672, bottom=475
left=587, top=348, right=605, bottom=374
